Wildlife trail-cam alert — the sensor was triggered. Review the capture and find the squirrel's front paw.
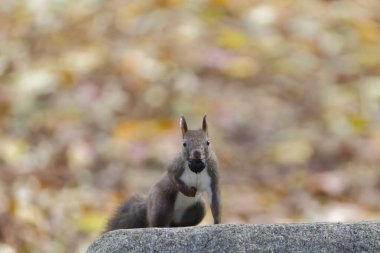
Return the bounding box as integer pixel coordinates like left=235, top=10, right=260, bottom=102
left=188, top=187, right=197, bottom=197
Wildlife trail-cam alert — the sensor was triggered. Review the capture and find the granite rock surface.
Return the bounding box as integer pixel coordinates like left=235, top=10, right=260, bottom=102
left=87, top=222, right=380, bottom=253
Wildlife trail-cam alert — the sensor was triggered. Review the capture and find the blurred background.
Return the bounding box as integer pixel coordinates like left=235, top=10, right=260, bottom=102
left=1, top=0, right=380, bottom=252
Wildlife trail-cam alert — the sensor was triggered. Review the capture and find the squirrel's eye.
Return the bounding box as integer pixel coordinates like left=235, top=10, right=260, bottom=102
left=183, top=142, right=187, bottom=147
left=206, top=141, right=210, bottom=146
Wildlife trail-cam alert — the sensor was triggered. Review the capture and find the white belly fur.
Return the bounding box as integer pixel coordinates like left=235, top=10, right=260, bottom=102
left=173, top=166, right=211, bottom=223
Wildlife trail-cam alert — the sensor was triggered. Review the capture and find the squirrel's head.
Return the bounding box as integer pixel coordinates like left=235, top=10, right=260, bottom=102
left=180, top=115, right=210, bottom=174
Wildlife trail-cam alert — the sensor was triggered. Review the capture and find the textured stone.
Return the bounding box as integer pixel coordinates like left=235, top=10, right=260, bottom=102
left=87, top=222, right=380, bottom=253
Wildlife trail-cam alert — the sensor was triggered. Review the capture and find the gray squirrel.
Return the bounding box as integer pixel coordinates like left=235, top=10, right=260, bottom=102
left=105, top=115, right=221, bottom=231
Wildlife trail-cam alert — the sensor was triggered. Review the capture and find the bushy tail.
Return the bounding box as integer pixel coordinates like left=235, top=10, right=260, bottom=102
left=105, top=194, right=147, bottom=232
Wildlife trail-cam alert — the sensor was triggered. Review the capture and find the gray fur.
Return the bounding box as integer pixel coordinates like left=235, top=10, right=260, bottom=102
left=171, top=199, right=206, bottom=227
left=105, top=194, right=147, bottom=231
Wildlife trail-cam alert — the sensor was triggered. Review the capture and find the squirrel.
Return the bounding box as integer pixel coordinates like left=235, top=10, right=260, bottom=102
left=105, top=115, right=221, bottom=231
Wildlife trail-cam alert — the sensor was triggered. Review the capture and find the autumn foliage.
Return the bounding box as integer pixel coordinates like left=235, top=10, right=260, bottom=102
left=1, top=0, right=380, bottom=252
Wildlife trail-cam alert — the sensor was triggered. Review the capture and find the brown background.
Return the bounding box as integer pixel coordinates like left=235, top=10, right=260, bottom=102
left=1, top=0, right=380, bottom=252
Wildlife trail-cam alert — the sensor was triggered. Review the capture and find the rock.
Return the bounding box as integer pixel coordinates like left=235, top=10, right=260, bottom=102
left=87, top=222, right=380, bottom=253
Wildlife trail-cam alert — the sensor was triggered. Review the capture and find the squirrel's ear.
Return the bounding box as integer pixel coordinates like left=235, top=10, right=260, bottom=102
left=180, top=115, right=188, bottom=138
left=202, top=115, right=208, bottom=135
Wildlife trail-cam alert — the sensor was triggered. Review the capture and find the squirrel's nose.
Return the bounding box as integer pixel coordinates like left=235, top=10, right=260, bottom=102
left=193, top=150, right=201, bottom=160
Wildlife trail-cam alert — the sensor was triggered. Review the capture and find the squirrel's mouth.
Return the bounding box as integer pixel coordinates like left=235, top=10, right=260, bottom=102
left=188, top=159, right=205, bottom=174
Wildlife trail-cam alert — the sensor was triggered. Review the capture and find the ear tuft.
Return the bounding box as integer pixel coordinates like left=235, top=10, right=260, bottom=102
left=202, top=114, right=208, bottom=134
left=180, top=115, right=188, bottom=138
